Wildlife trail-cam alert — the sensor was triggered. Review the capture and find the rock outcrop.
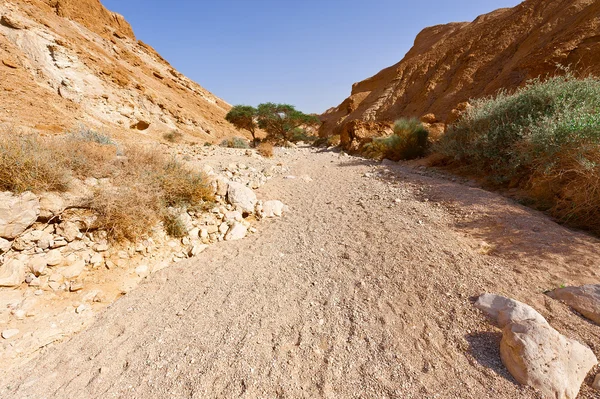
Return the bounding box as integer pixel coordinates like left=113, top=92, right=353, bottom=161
left=0, top=0, right=238, bottom=141
left=475, top=294, right=597, bottom=399
left=320, top=0, right=600, bottom=145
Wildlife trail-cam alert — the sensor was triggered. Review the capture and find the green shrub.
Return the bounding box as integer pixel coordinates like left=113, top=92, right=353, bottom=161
left=290, top=128, right=318, bottom=143
left=220, top=137, right=250, bottom=149
left=437, top=73, right=600, bottom=232
left=362, top=118, right=429, bottom=161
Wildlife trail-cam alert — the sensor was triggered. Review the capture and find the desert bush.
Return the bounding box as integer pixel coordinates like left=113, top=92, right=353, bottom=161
left=89, top=181, right=160, bottom=242
left=0, top=132, right=71, bottom=193
left=290, top=128, right=318, bottom=143
left=163, top=130, right=183, bottom=143
left=437, top=73, right=600, bottom=232
left=313, top=135, right=341, bottom=148
left=362, top=118, right=429, bottom=161
left=162, top=212, right=187, bottom=238
left=257, top=142, right=274, bottom=158
left=68, top=126, right=116, bottom=146
left=220, top=137, right=250, bottom=149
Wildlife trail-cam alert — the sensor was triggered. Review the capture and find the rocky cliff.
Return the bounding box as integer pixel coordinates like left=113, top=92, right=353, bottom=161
left=0, top=0, right=236, bottom=140
left=320, top=0, right=600, bottom=144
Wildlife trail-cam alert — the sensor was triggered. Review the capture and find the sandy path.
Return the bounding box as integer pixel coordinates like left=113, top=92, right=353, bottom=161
left=2, top=148, right=599, bottom=398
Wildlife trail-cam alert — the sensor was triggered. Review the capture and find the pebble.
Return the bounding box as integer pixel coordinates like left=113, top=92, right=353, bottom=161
left=1, top=329, right=19, bottom=339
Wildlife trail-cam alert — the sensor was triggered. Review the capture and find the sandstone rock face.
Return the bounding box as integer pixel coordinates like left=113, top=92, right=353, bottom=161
left=0, top=0, right=239, bottom=142
left=547, top=285, right=600, bottom=324
left=227, top=182, right=257, bottom=214
left=0, top=192, right=40, bottom=239
left=475, top=294, right=597, bottom=399
left=320, top=0, right=600, bottom=143
left=501, top=320, right=597, bottom=399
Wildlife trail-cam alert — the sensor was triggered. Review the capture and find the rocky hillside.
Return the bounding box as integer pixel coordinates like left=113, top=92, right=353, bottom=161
left=320, top=0, right=600, bottom=143
left=0, top=0, right=237, bottom=140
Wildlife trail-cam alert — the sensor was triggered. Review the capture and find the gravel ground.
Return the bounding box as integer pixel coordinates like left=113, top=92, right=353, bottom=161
left=1, top=147, right=599, bottom=398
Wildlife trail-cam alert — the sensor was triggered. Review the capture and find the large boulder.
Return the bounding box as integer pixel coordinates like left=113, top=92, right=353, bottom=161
left=38, top=193, right=66, bottom=219
left=501, top=320, right=597, bottom=399
left=224, top=223, right=247, bottom=241
left=0, top=192, right=40, bottom=239
left=227, top=182, right=257, bottom=214
left=475, top=294, right=597, bottom=399
left=547, top=285, right=600, bottom=324
left=474, top=293, right=548, bottom=328
left=0, top=258, right=25, bottom=287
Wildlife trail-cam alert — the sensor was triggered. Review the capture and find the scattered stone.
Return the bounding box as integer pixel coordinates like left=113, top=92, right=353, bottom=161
left=262, top=200, right=288, bottom=218
left=218, top=222, right=229, bottom=235
left=60, top=260, right=86, bottom=279
left=1, top=329, right=19, bottom=340
left=0, top=192, right=40, bottom=239
left=225, top=223, right=247, bottom=241
left=56, top=222, right=80, bottom=243
left=95, top=243, right=109, bottom=252
left=0, top=237, right=10, bottom=253
left=75, top=304, right=87, bottom=314
left=69, top=281, right=84, bottom=292
left=227, top=182, right=257, bottom=214
left=29, top=256, right=47, bottom=276
left=0, top=258, right=25, bottom=287
left=547, top=285, right=600, bottom=324
left=188, top=244, right=208, bottom=257
left=475, top=294, right=597, bottom=399
left=45, top=249, right=63, bottom=266
left=135, top=265, right=149, bottom=278
left=51, top=238, right=68, bottom=248
left=38, top=193, right=65, bottom=219
left=216, top=177, right=229, bottom=196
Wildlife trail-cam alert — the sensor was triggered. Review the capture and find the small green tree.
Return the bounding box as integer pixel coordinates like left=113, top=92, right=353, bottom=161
left=256, top=103, right=320, bottom=141
left=225, top=105, right=258, bottom=142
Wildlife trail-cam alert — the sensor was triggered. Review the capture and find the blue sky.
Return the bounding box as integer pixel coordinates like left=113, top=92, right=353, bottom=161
left=102, top=0, right=523, bottom=114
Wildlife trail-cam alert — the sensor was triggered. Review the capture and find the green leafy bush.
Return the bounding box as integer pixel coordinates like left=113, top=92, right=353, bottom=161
left=437, top=73, right=600, bottom=232
left=362, top=118, right=429, bottom=161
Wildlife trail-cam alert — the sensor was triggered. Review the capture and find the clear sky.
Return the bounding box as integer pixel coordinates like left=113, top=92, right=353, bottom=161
left=101, top=0, right=523, bottom=114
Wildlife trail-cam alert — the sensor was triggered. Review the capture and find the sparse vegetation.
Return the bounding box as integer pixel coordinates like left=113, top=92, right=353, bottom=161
left=0, top=127, right=213, bottom=241
left=220, top=136, right=250, bottom=149
left=313, top=135, right=341, bottom=148
left=437, top=73, right=600, bottom=233
left=163, top=130, right=183, bottom=143
left=290, top=128, right=318, bottom=143
left=362, top=118, right=429, bottom=161
left=257, top=142, right=274, bottom=158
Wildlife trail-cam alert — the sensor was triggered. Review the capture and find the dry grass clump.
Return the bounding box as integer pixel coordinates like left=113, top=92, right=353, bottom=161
left=437, top=73, right=600, bottom=233
left=163, top=130, right=183, bottom=143
left=257, top=142, right=274, bottom=158
left=0, top=133, right=71, bottom=193
left=90, top=146, right=214, bottom=241
left=362, top=118, right=429, bottom=161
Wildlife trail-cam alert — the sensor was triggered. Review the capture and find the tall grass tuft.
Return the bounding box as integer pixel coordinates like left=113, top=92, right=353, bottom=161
left=437, top=73, right=600, bottom=232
